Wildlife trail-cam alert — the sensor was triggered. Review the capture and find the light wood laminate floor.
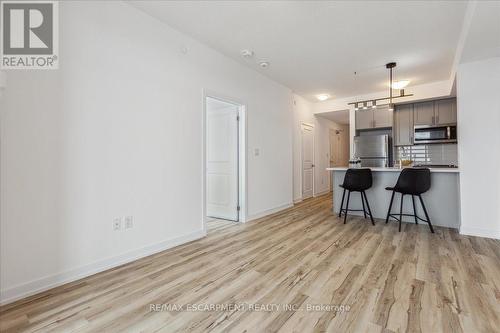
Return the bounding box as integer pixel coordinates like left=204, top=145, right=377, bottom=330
left=1, top=195, right=499, bottom=332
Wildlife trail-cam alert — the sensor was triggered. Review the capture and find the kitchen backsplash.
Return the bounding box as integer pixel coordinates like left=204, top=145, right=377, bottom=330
left=395, top=143, right=458, bottom=166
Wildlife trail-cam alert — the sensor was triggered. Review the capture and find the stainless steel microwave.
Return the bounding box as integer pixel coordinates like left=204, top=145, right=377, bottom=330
left=413, top=124, right=457, bottom=144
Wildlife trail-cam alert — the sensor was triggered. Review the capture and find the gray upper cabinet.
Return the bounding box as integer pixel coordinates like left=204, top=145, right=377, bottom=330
left=414, top=101, right=435, bottom=126
left=392, top=98, right=456, bottom=146
left=394, top=104, right=414, bottom=146
left=356, top=110, right=374, bottom=130
left=435, top=98, right=457, bottom=124
left=373, top=107, right=393, bottom=128
left=413, top=99, right=457, bottom=126
left=356, top=107, right=393, bottom=130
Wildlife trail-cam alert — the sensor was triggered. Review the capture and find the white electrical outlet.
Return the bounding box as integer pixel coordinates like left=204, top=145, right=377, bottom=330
left=113, top=218, right=121, bottom=231
left=124, top=216, right=133, bottom=229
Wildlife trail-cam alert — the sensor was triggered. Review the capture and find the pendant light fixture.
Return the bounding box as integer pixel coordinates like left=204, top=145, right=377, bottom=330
left=348, top=62, right=413, bottom=110
left=387, top=62, right=395, bottom=111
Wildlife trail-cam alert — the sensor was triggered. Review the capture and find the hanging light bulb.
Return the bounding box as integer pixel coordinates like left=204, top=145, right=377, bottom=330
left=363, top=102, right=368, bottom=110
left=354, top=103, right=359, bottom=111
left=372, top=100, right=377, bottom=109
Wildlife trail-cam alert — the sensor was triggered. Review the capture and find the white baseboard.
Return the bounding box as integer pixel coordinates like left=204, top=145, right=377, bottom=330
left=293, top=197, right=303, bottom=204
left=459, top=226, right=500, bottom=239
left=314, top=189, right=331, bottom=197
left=0, top=229, right=206, bottom=305
left=246, top=202, right=293, bottom=222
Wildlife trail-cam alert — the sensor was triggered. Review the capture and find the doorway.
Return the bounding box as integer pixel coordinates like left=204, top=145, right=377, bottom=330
left=301, top=123, right=315, bottom=199
left=329, top=128, right=347, bottom=190
left=329, top=128, right=344, bottom=167
left=204, top=96, right=244, bottom=224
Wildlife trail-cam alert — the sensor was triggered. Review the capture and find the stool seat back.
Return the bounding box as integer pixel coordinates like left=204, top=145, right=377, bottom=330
left=342, top=168, right=373, bottom=191
left=394, top=168, right=431, bottom=195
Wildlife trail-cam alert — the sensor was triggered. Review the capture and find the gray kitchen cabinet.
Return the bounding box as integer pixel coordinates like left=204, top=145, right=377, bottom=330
left=356, top=107, right=393, bottom=130
left=356, top=110, right=374, bottom=129
left=435, top=98, right=456, bottom=124
left=394, top=104, right=414, bottom=146
left=373, top=107, right=393, bottom=128
left=414, top=101, right=435, bottom=126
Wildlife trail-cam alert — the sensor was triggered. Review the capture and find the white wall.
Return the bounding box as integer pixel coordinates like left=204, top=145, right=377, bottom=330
left=457, top=57, right=500, bottom=239
left=292, top=94, right=347, bottom=202
left=0, top=1, right=293, bottom=303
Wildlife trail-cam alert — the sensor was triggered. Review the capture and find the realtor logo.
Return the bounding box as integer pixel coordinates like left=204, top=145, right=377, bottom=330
left=1, top=1, right=58, bottom=69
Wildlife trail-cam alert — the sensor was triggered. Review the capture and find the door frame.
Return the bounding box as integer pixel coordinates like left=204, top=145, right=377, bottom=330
left=202, top=90, right=247, bottom=233
left=300, top=122, right=315, bottom=200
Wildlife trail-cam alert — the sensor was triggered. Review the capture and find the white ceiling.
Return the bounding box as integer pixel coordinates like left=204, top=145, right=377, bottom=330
left=317, top=110, right=350, bottom=125
left=460, top=1, right=500, bottom=64
left=131, top=1, right=468, bottom=101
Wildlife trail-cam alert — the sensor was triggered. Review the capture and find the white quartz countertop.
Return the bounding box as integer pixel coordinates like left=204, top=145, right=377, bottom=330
left=326, top=166, right=460, bottom=173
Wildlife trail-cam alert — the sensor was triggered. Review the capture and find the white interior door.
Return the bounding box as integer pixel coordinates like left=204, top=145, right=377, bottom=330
left=301, top=124, right=314, bottom=199
left=206, top=102, right=239, bottom=221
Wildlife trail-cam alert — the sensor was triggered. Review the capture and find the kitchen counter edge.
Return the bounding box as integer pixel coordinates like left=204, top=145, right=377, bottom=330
left=326, top=167, right=460, bottom=173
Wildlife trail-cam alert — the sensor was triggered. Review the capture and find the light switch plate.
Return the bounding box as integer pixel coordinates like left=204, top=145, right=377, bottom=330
left=124, top=216, right=133, bottom=229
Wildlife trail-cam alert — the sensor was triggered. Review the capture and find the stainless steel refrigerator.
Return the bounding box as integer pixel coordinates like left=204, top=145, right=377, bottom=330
left=354, top=134, right=391, bottom=167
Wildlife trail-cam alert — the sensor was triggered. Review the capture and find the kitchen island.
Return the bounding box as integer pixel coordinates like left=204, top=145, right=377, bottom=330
left=327, top=167, right=460, bottom=229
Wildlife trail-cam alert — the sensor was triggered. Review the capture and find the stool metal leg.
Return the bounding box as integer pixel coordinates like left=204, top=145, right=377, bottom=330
left=363, top=191, right=375, bottom=226
left=419, top=195, right=435, bottom=233
left=339, top=188, right=346, bottom=218
left=412, top=195, right=418, bottom=224
left=344, top=190, right=351, bottom=224
left=361, top=192, right=367, bottom=218
left=386, top=191, right=395, bottom=224
left=399, top=194, right=404, bottom=232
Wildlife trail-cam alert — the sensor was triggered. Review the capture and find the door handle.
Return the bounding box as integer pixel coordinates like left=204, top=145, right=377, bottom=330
left=312, top=164, right=315, bottom=167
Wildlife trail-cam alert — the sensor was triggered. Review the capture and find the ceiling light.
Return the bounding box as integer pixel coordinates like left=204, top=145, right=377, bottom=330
left=259, top=61, right=269, bottom=69
left=391, top=80, right=410, bottom=89
left=241, top=49, right=254, bottom=58
left=354, top=103, right=359, bottom=111
left=348, top=63, right=413, bottom=109
left=316, top=94, right=330, bottom=101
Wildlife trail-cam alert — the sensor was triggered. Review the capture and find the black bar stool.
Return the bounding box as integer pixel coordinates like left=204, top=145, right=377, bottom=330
left=385, top=168, right=434, bottom=233
left=338, top=168, right=375, bottom=225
